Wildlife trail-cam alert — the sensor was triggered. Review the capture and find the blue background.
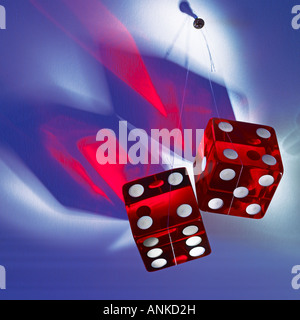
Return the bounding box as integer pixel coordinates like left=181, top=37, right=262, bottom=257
left=0, top=0, right=300, bottom=300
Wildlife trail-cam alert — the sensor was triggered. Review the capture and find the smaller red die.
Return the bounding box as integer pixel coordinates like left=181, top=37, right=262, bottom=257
left=123, top=168, right=211, bottom=272
left=194, top=118, right=284, bottom=219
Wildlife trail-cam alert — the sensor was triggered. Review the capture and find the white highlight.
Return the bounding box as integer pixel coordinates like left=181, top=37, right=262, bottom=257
left=147, top=248, right=163, bottom=259
left=143, top=237, right=159, bottom=248
left=223, top=149, right=238, bottom=160
left=208, top=198, right=224, bottom=210
left=262, top=155, right=277, bottom=166
left=182, top=225, right=199, bottom=236
left=218, top=122, right=233, bottom=132
left=186, top=236, right=202, bottom=247
left=233, top=187, right=249, bottom=199
left=151, top=258, right=167, bottom=269
left=189, top=247, right=206, bottom=257
left=259, top=175, right=275, bottom=187
left=137, top=216, right=153, bottom=230
left=202, top=157, right=207, bottom=172
left=168, top=172, right=183, bottom=186
left=128, top=184, right=144, bottom=198
left=246, top=204, right=262, bottom=216
left=257, top=128, right=271, bottom=139
left=220, top=169, right=236, bottom=181
left=176, top=204, right=193, bottom=218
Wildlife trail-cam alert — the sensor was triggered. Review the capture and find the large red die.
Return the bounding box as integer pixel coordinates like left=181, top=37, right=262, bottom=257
left=194, top=118, right=284, bottom=219
left=122, top=168, right=211, bottom=272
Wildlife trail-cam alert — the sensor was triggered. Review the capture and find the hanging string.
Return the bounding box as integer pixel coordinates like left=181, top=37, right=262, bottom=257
left=200, top=27, right=221, bottom=121
left=176, top=29, right=191, bottom=156
left=200, top=27, right=244, bottom=216
left=164, top=17, right=192, bottom=266
left=164, top=16, right=190, bottom=60
left=201, top=30, right=216, bottom=73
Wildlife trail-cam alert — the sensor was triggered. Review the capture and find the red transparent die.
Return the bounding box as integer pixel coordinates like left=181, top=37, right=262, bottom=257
left=194, top=118, right=284, bottom=219
left=123, top=168, right=211, bottom=272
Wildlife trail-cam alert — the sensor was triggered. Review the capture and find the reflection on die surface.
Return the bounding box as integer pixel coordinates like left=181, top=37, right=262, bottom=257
left=123, top=168, right=211, bottom=272
left=122, top=117, right=284, bottom=271
left=194, top=118, right=284, bottom=219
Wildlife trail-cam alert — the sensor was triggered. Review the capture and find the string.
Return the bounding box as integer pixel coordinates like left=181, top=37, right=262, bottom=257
left=201, top=28, right=244, bottom=215
left=164, top=18, right=191, bottom=266
left=201, top=28, right=219, bottom=116
left=164, top=16, right=190, bottom=60
left=201, top=30, right=216, bottom=73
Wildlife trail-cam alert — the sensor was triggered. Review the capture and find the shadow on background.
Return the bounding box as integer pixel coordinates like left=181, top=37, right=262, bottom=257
left=0, top=0, right=247, bottom=220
